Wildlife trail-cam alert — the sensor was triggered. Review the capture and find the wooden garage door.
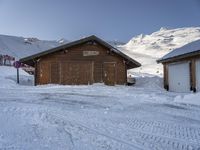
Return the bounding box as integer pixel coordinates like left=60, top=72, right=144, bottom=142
left=103, top=62, right=116, bottom=86
left=39, top=62, right=50, bottom=84
left=168, top=62, right=190, bottom=92
left=60, top=61, right=93, bottom=85
left=196, top=59, right=200, bottom=91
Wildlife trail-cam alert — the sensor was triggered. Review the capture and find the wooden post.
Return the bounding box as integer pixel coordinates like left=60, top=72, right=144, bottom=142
left=34, top=61, right=37, bottom=86
left=163, top=63, right=169, bottom=90
left=17, top=68, right=19, bottom=84
left=124, top=61, right=127, bottom=85
left=191, top=59, right=196, bottom=92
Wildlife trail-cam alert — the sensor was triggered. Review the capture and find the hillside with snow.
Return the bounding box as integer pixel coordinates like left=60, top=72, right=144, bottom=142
left=0, top=34, right=68, bottom=60
left=119, top=27, right=200, bottom=75
left=1, top=27, right=200, bottom=76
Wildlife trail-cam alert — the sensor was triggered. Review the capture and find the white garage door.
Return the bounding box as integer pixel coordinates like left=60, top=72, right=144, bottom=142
left=168, top=62, right=190, bottom=92
left=196, top=59, right=200, bottom=91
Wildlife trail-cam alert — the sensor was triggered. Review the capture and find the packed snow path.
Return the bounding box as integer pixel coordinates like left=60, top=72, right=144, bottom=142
left=0, top=84, right=200, bottom=150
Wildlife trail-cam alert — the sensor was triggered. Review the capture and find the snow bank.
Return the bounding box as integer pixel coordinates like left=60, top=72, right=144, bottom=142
left=134, top=75, right=164, bottom=91
left=0, top=66, right=28, bottom=77
left=0, top=66, right=33, bottom=87
left=174, top=93, right=200, bottom=106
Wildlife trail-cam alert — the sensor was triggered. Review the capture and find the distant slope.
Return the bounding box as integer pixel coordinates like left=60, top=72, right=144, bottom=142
left=107, top=40, right=125, bottom=47
left=1, top=27, right=200, bottom=76
left=118, top=27, right=200, bottom=75
left=0, top=34, right=68, bottom=60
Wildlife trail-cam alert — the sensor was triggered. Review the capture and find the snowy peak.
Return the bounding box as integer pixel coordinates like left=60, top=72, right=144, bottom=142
left=23, top=37, right=40, bottom=44
left=159, top=27, right=168, bottom=31
left=128, top=34, right=145, bottom=44
left=57, top=38, right=68, bottom=44
left=118, top=27, right=200, bottom=75
left=122, top=27, right=200, bottom=58
left=108, top=40, right=125, bottom=48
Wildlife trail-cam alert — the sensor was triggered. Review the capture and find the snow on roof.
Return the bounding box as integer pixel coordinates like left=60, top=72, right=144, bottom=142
left=160, top=39, right=200, bottom=61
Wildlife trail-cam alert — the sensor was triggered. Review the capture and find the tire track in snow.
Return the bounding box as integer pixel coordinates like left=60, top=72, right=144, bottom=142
left=76, top=115, right=200, bottom=150
left=3, top=105, right=200, bottom=150
left=45, top=112, right=145, bottom=150
left=47, top=111, right=200, bottom=150
left=54, top=105, right=200, bottom=150
left=114, top=117, right=200, bottom=143
left=1, top=91, right=200, bottom=150
left=0, top=105, right=143, bottom=150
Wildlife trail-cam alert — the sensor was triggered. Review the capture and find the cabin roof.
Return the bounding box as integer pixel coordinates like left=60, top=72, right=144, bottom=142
left=19, top=35, right=141, bottom=69
left=157, top=39, right=200, bottom=63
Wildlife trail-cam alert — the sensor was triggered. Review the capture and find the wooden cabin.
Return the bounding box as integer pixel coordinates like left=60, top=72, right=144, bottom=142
left=20, top=35, right=141, bottom=86
left=157, top=39, right=200, bottom=92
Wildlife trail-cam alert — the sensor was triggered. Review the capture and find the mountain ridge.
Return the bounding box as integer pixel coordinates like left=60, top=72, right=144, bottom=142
left=1, top=27, right=200, bottom=75
left=0, top=34, right=68, bottom=60
left=118, top=26, right=200, bottom=75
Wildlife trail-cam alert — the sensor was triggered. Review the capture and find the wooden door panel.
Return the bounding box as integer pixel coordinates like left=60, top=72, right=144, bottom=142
left=61, top=61, right=93, bottom=85
left=39, top=62, right=50, bottom=84
left=50, top=62, right=60, bottom=84
left=103, top=63, right=116, bottom=85
left=60, top=62, right=71, bottom=84
left=79, top=62, right=93, bottom=84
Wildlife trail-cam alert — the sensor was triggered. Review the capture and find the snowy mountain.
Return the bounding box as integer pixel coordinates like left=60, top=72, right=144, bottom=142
left=1, top=27, right=200, bottom=76
left=118, top=27, right=200, bottom=75
left=107, top=40, right=125, bottom=47
left=0, top=34, right=68, bottom=60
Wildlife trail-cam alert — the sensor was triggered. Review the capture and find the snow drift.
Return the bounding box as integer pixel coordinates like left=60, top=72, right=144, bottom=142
left=0, top=66, right=33, bottom=87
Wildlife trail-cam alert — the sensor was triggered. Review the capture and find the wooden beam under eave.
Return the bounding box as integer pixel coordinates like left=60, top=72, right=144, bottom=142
left=125, top=64, right=127, bottom=85
left=163, top=63, right=169, bottom=90
left=191, top=59, right=196, bottom=92
left=34, top=61, right=37, bottom=86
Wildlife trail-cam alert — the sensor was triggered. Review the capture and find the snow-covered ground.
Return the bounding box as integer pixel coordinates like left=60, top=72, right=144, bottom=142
left=0, top=66, right=200, bottom=150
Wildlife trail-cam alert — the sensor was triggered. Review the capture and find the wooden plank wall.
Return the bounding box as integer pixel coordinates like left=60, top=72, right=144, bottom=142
left=35, top=42, right=127, bottom=85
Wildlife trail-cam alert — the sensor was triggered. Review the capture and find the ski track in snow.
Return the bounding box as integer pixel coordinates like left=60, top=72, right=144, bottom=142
left=0, top=84, right=200, bottom=150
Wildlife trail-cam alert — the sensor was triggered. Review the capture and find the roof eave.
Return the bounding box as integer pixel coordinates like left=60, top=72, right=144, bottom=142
left=19, top=36, right=97, bottom=63
left=19, top=35, right=141, bottom=68
left=157, top=50, right=200, bottom=64
left=127, top=62, right=141, bottom=69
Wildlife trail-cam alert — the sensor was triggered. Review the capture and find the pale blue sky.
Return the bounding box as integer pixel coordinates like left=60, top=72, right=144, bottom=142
left=0, top=0, right=200, bottom=42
